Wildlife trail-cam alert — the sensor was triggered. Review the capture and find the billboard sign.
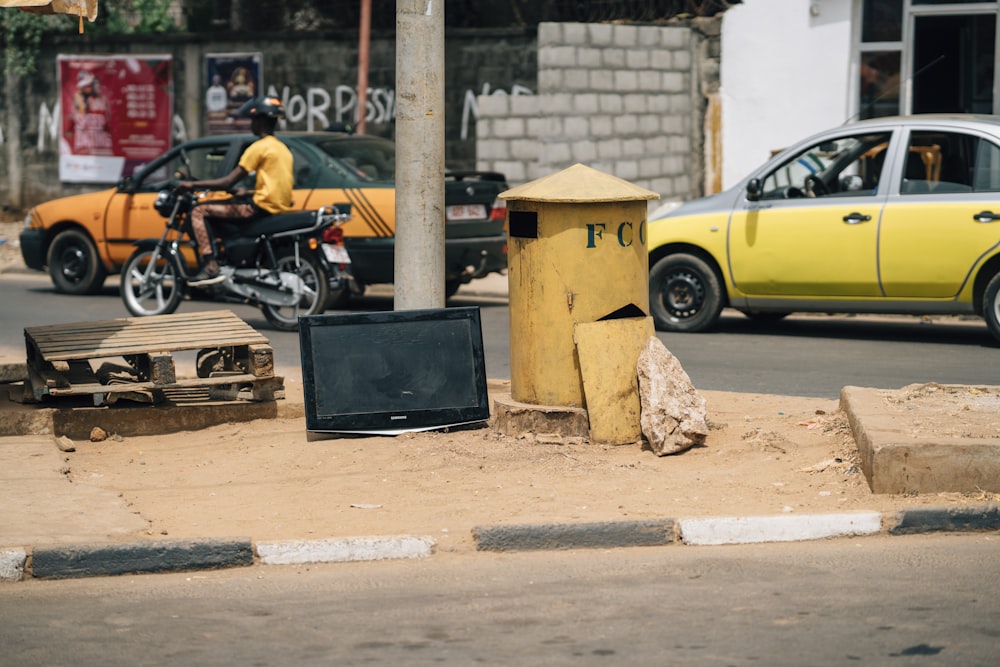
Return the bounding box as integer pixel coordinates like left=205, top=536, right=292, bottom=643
left=58, top=54, right=173, bottom=183
left=204, top=52, right=262, bottom=135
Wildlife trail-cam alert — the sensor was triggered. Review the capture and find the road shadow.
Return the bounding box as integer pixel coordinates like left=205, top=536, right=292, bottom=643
left=708, top=311, right=997, bottom=348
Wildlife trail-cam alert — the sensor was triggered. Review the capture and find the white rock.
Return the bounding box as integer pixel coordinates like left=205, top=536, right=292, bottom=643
left=637, top=337, right=708, bottom=455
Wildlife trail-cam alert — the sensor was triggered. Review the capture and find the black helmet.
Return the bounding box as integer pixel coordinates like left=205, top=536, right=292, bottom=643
left=235, top=96, right=286, bottom=120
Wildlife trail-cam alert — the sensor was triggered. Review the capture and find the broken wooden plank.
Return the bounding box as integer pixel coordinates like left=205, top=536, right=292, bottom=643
left=42, top=373, right=263, bottom=397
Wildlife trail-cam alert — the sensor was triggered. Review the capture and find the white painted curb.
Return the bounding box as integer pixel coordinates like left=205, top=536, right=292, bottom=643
left=256, top=536, right=436, bottom=565
left=678, top=512, right=883, bottom=546
left=0, top=548, right=26, bottom=582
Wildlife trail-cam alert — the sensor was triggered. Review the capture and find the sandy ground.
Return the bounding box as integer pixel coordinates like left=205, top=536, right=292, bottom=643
left=54, top=379, right=998, bottom=552
left=2, top=214, right=996, bottom=551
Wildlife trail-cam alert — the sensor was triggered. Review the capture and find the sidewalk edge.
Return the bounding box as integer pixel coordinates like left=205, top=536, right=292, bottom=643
left=5, top=505, right=1000, bottom=582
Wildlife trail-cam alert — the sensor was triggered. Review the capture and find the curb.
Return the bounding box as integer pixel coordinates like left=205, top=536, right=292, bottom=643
left=677, top=512, right=882, bottom=546
left=4, top=505, right=1000, bottom=583
left=473, top=519, right=674, bottom=551
left=256, top=535, right=436, bottom=565
left=30, top=538, right=254, bottom=580
left=889, top=504, right=1000, bottom=535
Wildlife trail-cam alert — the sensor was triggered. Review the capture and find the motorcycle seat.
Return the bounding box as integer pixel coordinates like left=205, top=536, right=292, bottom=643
left=213, top=210, right=325, bottom=239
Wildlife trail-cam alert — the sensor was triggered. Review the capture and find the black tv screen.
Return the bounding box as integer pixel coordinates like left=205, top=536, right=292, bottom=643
left=298, top=307, right=490, bottom=434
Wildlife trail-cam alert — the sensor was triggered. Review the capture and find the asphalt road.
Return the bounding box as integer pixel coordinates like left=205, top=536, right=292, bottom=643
left=2, top=535, right=998, bottom=666
left=2, top=269, right=999, bottom=398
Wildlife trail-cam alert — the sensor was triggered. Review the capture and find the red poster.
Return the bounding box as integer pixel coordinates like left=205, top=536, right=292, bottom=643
left=59, top=54, right=173, bottom=183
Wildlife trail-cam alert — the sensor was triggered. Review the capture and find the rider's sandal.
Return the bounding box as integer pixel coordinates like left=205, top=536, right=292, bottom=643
left=189, top=263, right=226, bottom=286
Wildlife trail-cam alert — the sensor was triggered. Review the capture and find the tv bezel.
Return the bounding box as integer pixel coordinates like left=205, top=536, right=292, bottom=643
left=298, top=306, right=490, bottom=434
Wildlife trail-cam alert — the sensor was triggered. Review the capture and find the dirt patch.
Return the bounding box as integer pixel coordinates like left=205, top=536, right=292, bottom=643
left=878, top=383, right=1000, bottom=441
left=59, top=381, right=998, bottom=551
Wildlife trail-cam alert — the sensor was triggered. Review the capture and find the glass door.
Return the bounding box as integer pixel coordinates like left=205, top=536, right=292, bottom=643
left=911, top=13, right=996, bottom=114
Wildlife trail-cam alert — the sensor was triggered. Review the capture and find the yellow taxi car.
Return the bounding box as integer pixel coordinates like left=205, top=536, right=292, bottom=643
left=20, top=132, right=508, bottom=301
left=647, top=115, right=1000, bottom=342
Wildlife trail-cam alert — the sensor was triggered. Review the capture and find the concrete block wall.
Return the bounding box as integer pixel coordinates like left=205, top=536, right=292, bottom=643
left=476, top=21, right=706, bottom=206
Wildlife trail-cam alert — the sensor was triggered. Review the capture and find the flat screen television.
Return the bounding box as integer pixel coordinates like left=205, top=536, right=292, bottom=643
left=298, top=306, right=490, bottom=434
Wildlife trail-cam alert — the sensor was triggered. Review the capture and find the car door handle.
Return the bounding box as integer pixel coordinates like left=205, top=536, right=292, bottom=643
left=973, top=211, right=999, bottom=223
left=842, top=212, right=871, bottom=224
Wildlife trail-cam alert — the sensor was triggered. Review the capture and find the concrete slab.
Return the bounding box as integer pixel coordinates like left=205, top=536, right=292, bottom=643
left=492, top=392, right=589, bottom=438
left=840, top=385, right=1000, bottom=494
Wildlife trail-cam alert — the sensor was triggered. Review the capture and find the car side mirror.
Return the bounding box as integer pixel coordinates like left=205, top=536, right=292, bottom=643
left=746, top=178, right=763, bottom=202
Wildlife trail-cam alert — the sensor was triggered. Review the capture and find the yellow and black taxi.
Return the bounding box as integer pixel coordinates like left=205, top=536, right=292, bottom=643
left=647, top=115, right=1000, bottom=342
left=20, top=131, right=508, bottom=301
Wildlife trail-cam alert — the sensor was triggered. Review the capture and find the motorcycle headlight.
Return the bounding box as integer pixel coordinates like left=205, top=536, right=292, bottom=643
left=153, top=190, right=176, bottom=217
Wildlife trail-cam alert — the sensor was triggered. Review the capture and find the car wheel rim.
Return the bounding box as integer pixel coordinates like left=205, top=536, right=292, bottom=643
left=59, top=247, right=87, bottom=282
left=663, top=270, right=704, bottom=319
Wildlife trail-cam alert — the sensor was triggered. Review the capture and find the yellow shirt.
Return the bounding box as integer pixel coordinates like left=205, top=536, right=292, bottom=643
left=238, top=135, right=294, bottom=214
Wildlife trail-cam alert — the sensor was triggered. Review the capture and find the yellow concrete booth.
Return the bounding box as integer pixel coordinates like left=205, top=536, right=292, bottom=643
left=499, top=164, right=659, bottom=444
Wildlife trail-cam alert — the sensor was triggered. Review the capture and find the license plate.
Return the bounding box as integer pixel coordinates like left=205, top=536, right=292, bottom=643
left=322, top=244, right=351, bottom=264
left=446, top=204, right=486, bottom=221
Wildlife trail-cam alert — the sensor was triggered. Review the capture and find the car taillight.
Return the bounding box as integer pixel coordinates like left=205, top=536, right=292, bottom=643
left=488, top=198, right=507, bottom=222
left=323, top=225, right=344, bottom=244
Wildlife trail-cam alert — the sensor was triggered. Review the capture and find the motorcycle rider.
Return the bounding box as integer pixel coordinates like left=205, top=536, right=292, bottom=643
left=177, top=96, right=294, bottom=286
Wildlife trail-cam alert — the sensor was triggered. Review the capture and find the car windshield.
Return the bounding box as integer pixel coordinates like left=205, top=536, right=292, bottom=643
left=128, top=143, right=231, bottom=192
left=299, top=135, right=396, bottom=183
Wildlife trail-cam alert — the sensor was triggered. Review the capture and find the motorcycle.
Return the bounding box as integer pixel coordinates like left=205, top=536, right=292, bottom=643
left=120, top=187, right=351, bottom=331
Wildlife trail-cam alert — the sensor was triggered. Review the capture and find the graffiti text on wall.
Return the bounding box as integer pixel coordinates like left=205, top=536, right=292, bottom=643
left=29, top=83, right=534, bottom=152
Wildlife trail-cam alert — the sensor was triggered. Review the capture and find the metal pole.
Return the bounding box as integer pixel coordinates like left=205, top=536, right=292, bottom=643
left=356, top=0, right=371, bottom=134
left=394, top=0, right=445, bottom=310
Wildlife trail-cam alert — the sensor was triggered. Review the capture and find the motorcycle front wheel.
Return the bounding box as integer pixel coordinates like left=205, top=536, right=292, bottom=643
left=260, top=250, right=329, bottom=331
left=120, top=246, right=186, bottom=317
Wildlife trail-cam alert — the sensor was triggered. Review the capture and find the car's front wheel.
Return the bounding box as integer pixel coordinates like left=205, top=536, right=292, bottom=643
left=47, top=228, right=107, bottom=294
left=983, top=272, right=1000, bottom=343
left=649, top=253, right=724, bottom=332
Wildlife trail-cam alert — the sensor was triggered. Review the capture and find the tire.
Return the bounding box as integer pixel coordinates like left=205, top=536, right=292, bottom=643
left=120, top=246, right=185, bottom=317
left=323, top=264, right=353, bottom=310
left=324, top=287, right=351, bottom=310
left=983, top=272, right=1000, bottom=343
left=649, top=253, right=724, bottom=332
left=47, top=228, right=107, bottom=294
left=261, top=251, right=329, bottom=331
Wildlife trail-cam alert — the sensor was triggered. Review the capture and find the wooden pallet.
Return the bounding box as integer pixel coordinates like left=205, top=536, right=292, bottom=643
left=21, top=310, right=284, bottom=406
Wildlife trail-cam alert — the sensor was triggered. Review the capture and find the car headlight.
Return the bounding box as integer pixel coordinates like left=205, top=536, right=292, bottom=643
left=23, top=209, right=38, bottom=230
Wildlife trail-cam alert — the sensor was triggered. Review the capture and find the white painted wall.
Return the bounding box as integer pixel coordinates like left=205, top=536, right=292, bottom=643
left=720, top=0, right=856, bottom=189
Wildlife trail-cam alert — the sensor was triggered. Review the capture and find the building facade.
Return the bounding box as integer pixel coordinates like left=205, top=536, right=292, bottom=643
left=721, top=0, right=998, bottom=189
